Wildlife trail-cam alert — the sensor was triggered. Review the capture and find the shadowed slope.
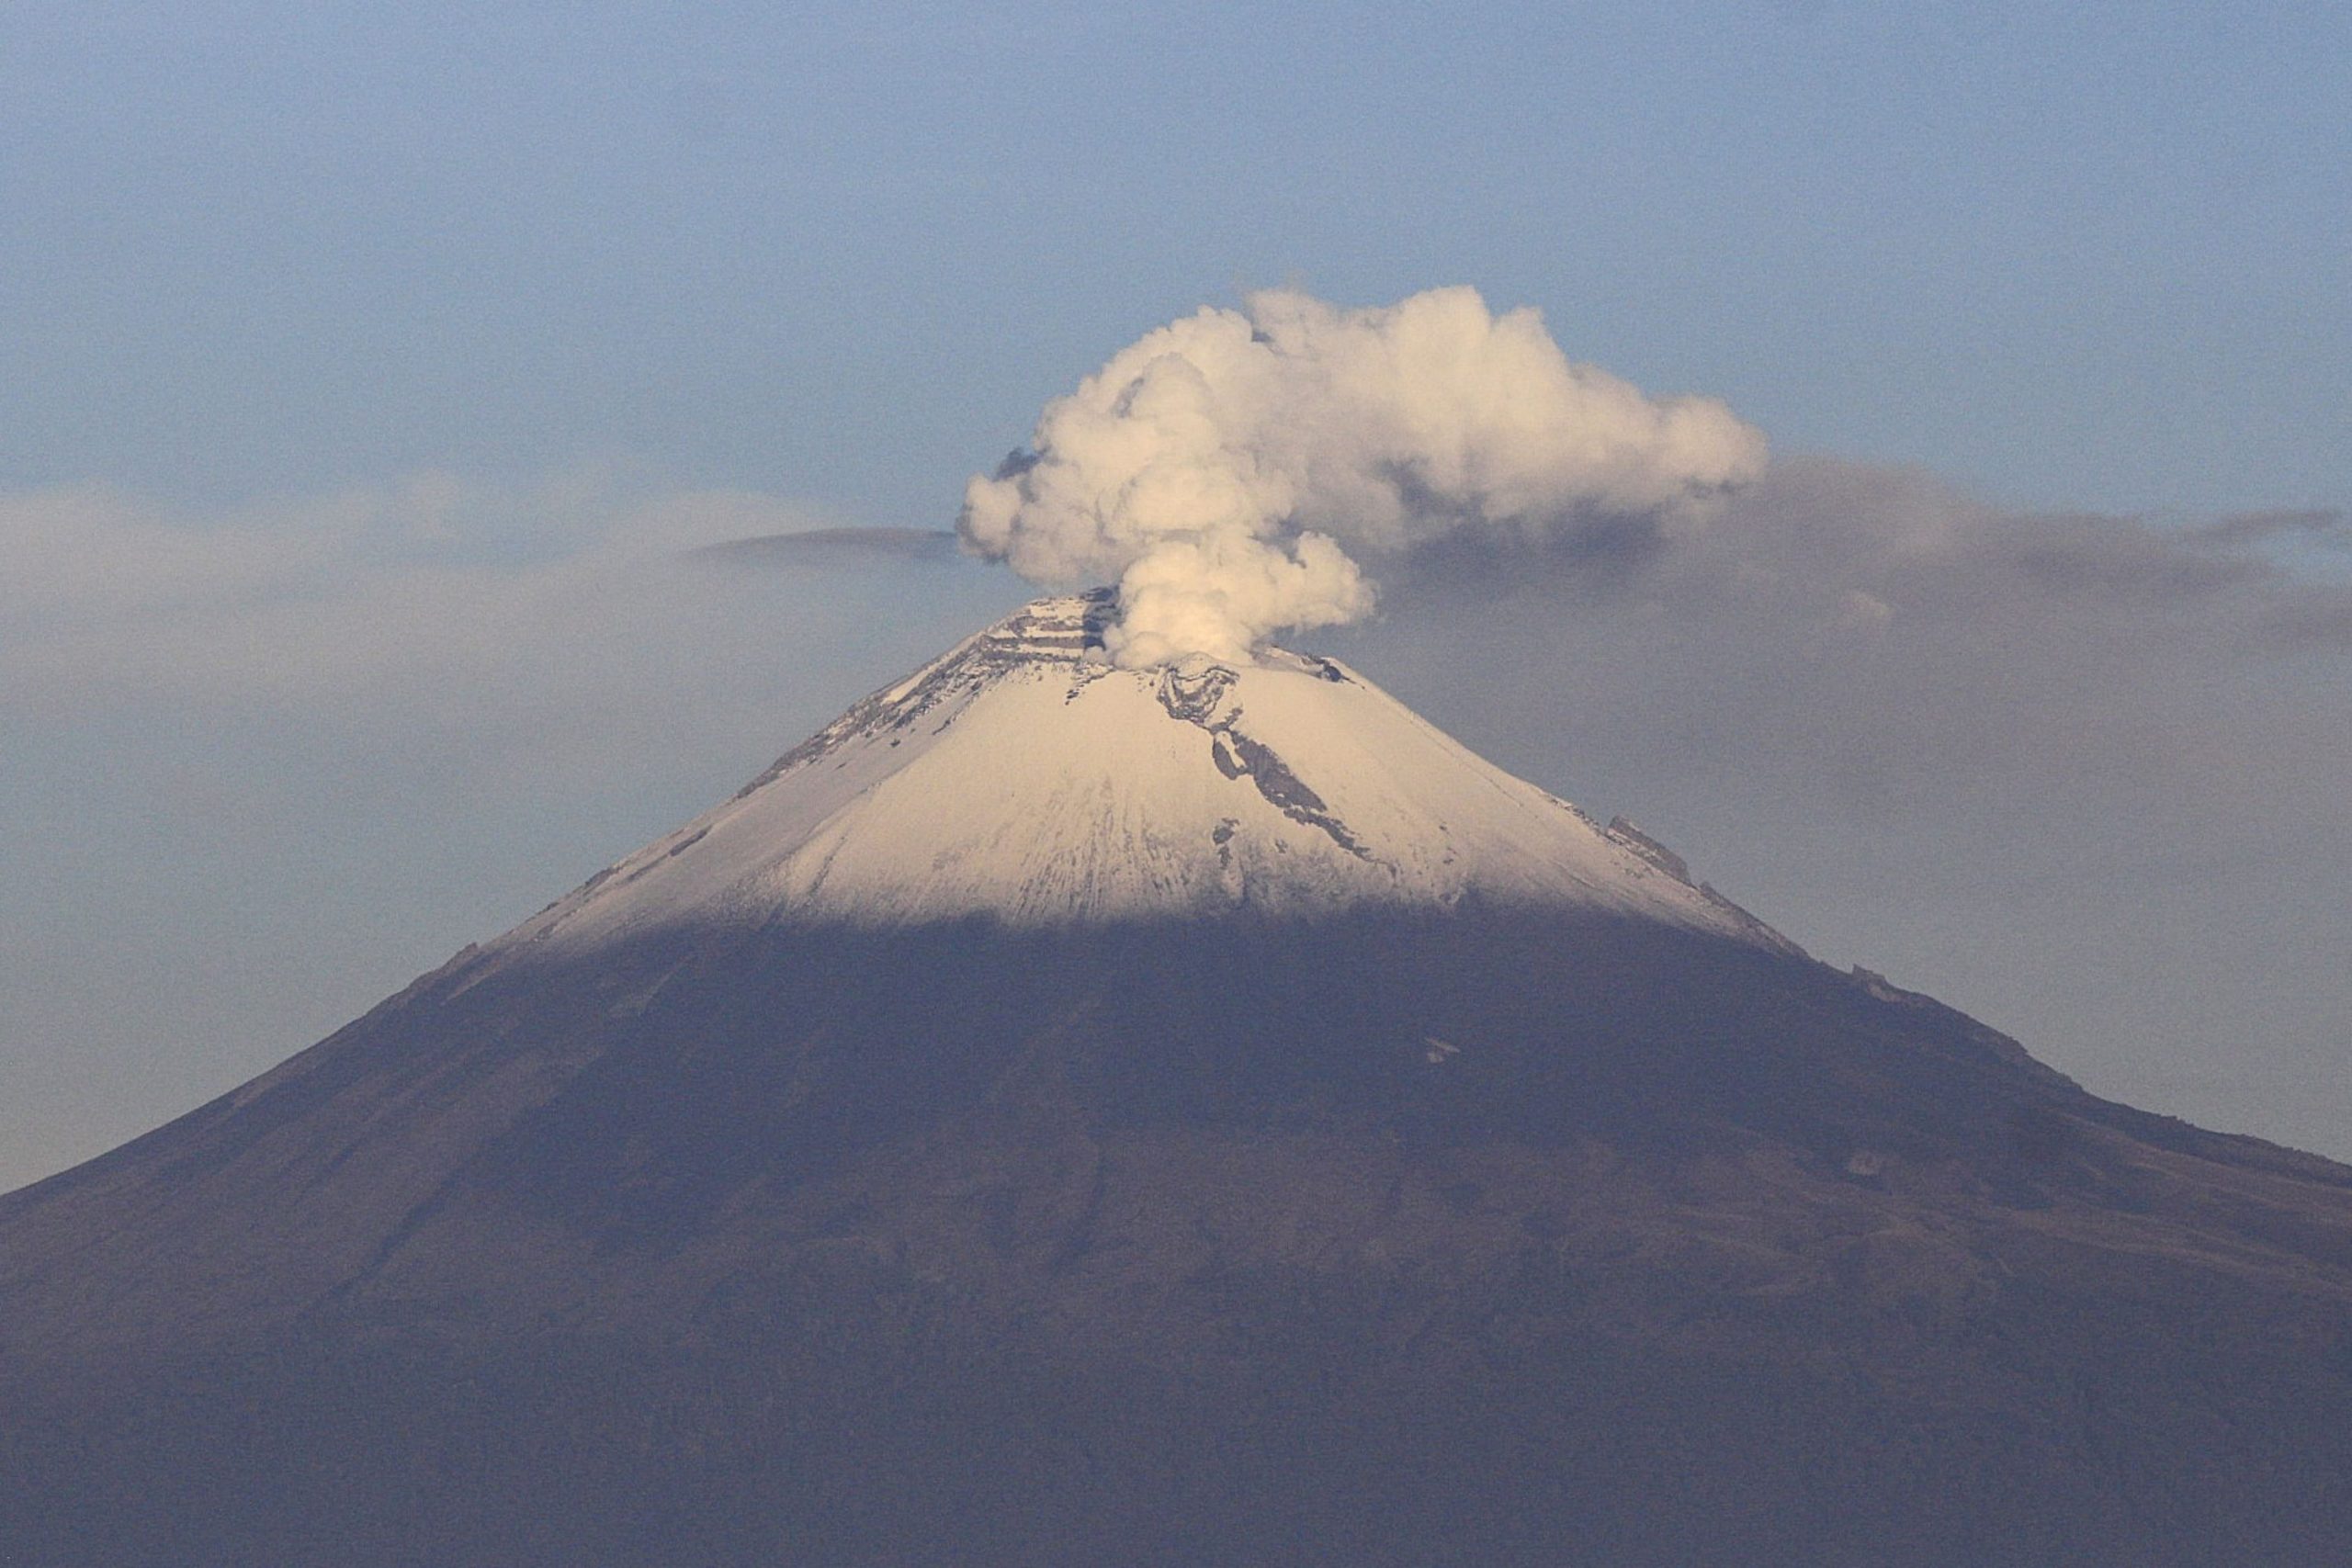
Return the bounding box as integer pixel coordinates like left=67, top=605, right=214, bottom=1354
left=8, top=909, right=2352, bottom=1566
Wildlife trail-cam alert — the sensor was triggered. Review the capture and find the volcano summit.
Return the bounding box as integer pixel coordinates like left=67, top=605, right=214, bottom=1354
left=509, top=591, right=1786, bottom=941
left=7, top=593, right=2352, bottom=1565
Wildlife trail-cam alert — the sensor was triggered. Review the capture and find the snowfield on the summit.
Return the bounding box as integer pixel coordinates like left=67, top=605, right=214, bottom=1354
left=509, top=592, right=1786, bottom=949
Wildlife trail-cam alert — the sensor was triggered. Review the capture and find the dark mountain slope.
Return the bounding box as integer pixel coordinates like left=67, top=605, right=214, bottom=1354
left=8, top=911, right=2352, bottom=1564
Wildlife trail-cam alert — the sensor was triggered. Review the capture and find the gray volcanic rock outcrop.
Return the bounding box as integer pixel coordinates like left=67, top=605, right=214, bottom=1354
left=7, top=593, right=2352, bottom=1566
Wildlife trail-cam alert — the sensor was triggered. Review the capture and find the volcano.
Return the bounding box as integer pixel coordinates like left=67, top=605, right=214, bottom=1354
left=7, top=592, right=2352, bottom=1565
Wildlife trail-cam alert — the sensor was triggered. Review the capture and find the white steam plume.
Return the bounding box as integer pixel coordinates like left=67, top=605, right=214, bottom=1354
left=959, top=286, right=1769, bottom=666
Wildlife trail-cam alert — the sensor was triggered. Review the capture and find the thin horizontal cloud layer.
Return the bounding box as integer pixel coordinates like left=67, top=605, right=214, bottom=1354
left=959, top=287, right=1767, bottom=667
left=686, top=527, right=965, bottom=568
left=0, top=476, right=1012, bottom=741
left=1361, top=457, right=2351, bottom=806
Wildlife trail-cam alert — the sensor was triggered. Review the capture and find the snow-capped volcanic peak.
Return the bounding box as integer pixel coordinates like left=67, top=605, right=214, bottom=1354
left=508, top=592, right=1792, bottom=948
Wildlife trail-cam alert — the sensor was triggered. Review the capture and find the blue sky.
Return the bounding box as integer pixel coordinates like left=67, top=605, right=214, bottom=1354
left=3, top=1, right=2349, bottom=1191
left=6, top=1, right=2346, bottom=519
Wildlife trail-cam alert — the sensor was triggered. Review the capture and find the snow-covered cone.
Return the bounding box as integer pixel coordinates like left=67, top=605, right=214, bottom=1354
left=503, top=589, right=1796, bottom=943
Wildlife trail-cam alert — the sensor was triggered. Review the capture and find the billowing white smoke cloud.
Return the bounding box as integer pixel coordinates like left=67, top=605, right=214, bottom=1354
left=959, top=286, right=1769, bottom=666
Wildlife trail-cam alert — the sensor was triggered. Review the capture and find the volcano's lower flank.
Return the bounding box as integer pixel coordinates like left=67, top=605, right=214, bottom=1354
left=6, top=595, right=2352, bottom=1565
